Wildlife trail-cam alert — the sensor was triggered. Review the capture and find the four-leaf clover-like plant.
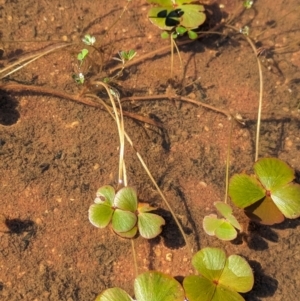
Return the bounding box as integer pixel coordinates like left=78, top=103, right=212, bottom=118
left=88, top=185, right=165, bottom=239
left=147, top=0, right=206, bottom=39
left=229, top=157, right=300, bottom=225
left=183, top=247, right=254, bottom=301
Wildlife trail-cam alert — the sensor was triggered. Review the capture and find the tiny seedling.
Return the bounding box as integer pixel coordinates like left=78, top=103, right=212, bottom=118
left=82, top=34, right=96, bottom=46
left=183, top=247, right=254, bottom=301
left=243, top=0, right=254, bottom=9
left=77, top=48, right=89, bottom=65
left=95, top=271, right=185, bottom=301
left=147, top=0, right=206, bottom=39
left=203, top=201, right=242, bottom=241
left=229, top=157, right=300, bottom=225
left=88, top=185, right=165, bottom=238
left=113, top=50, right=137, bottom=64
left=72, top=73, right=85, bottom=84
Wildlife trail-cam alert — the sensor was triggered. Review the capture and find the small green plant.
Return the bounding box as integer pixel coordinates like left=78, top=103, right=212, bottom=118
left=203, top=201, right=242, bottom=241
left=229, top=157, right=300, bottom=225
left=82, top=34, right=96, bottom=46
left=95, top=271, right=185, bottom=301
left=77, top=48, right=89, bottom=65
left=113, top=50, right=137, bottom=64
left=243, top=0, right=254, bottom=9
left=147, top=0, right=206, bottom=39
left=89, top=185, right=165, bottom=238
left=183, top=247, right=254, bottom=301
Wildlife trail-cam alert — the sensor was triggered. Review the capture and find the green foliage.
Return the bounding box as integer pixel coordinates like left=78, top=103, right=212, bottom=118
left=229, top=158, right=300, bottom=225
left=113, top=50, right=137, bottom=64
left=95, top=271, right=185, bottom=301
left=147, top=0, right=206, bottom=39
left=89, top=185, right=165, bottom=238
left=203, top=201, right=242, bottom=241
left=72, top=72, right=85, bottom=84
left=77, top=48, right=89, bottom=63
left=82, top=34, right=96, bottom=46
left=243, top=0, right=254, bottom=9
left=183, top=247, right=254, bottom=301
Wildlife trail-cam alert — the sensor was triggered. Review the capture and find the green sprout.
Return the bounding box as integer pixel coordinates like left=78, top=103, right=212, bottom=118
left=77, top=48, right=89, bottom=64
left=184, top=247, right=254, bottom=301
left=229, top=157, right=300, bottom=225
left=82, top=34, right=96, bottom=46
left=72, top=73, right=85, bottom=84
left=203, top=201, right=242, bottom=241
left=243, top=0, right=254, bottom=9
left=240, top=25, right=250, bottom=36
left=113, top=50, right=137, bottom=64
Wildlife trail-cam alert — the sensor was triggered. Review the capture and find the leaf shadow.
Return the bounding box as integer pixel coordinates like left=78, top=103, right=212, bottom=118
left=246, top=221, right=279, bottom=251
left=0, top=90, right=20, bottom=125
left=242, top=260, right=278, bottom=301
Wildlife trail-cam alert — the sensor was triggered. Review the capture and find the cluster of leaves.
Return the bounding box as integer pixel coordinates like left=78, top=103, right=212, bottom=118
left=203, top=201, right=242, bottom=241
left=95, top=247, right=254, bottom=301
left=147, top=0, right=206, bottom=39
left=229, top=158, right=300, bottom=225
left=89, top=185, right=165, bottom=239
left=203, top=158, right=300, bottom=242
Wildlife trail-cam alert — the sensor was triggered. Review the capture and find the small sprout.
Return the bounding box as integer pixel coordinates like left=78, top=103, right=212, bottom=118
left=171, top=31, right=178, bottom=39
left=77, top=48, right=89, bottom=62
left=161, top=31, right=170, bottom=39
left=188, top=30, right=198, bottom=40
left=82, top=34, right=96, bottom=46
left=113, top=50, right=137, bottom=64
left=73, top=73, right=85, bottom=84
left=203, top=201, right=242, bottom=241
left=109, top=88, right=120, bottom=99
left=243, top=0, right=254, bottom=9
left=176, top=26, right=187, bottom=35
left=240, top=25, right=250, bottom=36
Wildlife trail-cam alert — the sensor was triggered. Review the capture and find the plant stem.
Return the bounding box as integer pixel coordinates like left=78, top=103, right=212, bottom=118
left=131, top=239, right=138, bottom=277
left=224, top=118, right=233, bottom=204
left=89, top=81, right=126, bottom=186
left=244, top=36, right=263, bottom=161
left=225, top=25, right=263, bottom=162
